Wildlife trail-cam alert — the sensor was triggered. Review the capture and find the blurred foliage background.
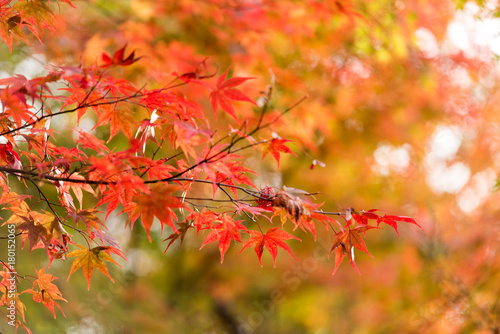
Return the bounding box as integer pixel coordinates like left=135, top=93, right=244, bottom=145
left=2, top=0, right=500, bottom=333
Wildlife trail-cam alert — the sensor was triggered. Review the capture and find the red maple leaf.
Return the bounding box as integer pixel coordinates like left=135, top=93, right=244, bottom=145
left=329, top=225, right=378, bottom=275
left=187, top=208, right=219, bottom=233
left=209, top=68, right=257, bottom=120
left=376, top=214, right=422, bottom=236
left=129, top=184, right=187, bottom=241
left=239, top=227, right=301, bottom=267
left=0, top=140, right=22, bottom=169
left=101, top=44, right=142, bottom=68
left=199, top=214, right=248, bottom=263
left=351, top=209, right=381, bottom=225
left=75, top=130, right=110, bottom=153
left=262, top=138, right=297, bottom=169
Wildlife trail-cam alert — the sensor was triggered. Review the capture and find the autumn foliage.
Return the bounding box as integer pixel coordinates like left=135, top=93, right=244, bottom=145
left=1, top=0, right=499, bottom=333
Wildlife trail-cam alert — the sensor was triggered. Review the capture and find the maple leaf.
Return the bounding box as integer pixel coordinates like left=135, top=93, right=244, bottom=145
left=66, top=245, right=121, bottom=290
left=76, top=130, right=110, bottom=153
left=163, top=222, right=192, bottom=253
left=99, top=76, right=138, bottom=98
left=186, top=208, right=219, bottom=232
left=352, top=209, right=380, bottom=225
left=0, top=269, right=28, bottom=322
left=0, top=88, right=35, bottom=128
left=262, top=138, right=297, bottom=169
left=296, top=202, right=340, bottom=241
left=214, top=160, right=257, bottom=198
left=0, top=140, right=22, bottom=170
left=90, top=230, right=127, bottom=261
left=13, top=0, right=57, bottom=42
left=239, top=228, right=301, bottom=267
left=101, top=44, right=142, bottom=68
left=15, top=210, right=66, bottom=253
left=12, top=214, right=40, bottom=251
left=172, top=57, right=216, bottom=83
left=376, top=214, right=422, bottom=236
left=23, top=267, right=67, bottom=319
left=209, top=68, right=257, bottom=120
left=93, top=106, right=135, bottom=141
left=199, top=214, right=248, bottom=263
left=0, top=2, right=26, bottom=53
left=172, top=121, right=211, bottom=159
left=329, top=225, right=378, bottom=275
left=145, top=161, right=178, bottom=181
left=235, top=203, right=270, bottom=218
left=68, top=209, right=107, bottom=237
left=59, top=173, right=96, bottom=209
left=129, top=184, right=187, bottom=241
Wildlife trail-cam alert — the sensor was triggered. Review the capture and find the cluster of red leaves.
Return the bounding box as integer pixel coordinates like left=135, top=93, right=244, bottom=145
left=329, top=209, right=422, bottom=274
left=161, top=188, right=421, bottom=274
left=0, top=41, right=269, bottom=330
left=0, top=13, right=422, bottom=332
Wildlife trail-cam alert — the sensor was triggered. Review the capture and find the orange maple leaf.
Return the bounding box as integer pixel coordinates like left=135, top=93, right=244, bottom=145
left=23, top=267, right=67, bottom=319
left=66, top=245, right=121, bottom=290
left=0, top=3, right=24, bottom=53
left=239, top=227, right=301, bottom=267
left=12, top=0, right=57, bottom=42
left=93, top=106, right=135, bottom=141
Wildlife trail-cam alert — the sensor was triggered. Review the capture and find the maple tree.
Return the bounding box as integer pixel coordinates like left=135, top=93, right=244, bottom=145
left=0, top=0, right=499, bottom=333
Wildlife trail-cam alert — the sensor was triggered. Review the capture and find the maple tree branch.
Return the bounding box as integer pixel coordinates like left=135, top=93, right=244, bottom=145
left=0, top=166, right=263, bottom=199
left=0, top=259, right=17, bottom=273
left=0, top=167, right=342, bottom=217
left=167, top=177, right=260, bottom=197
left=255, top=85, right=272, bottom=130
left=0, top=166, right=109, bottom=185
left=0, top=232, right=24, bottom=239
left=182, top=200, right=228, bottom=211
left=181, top=196, right=256, bottom=202
left=216, top=183, right=254, bottom=221
left=313, top=211, right=344, bottom=216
